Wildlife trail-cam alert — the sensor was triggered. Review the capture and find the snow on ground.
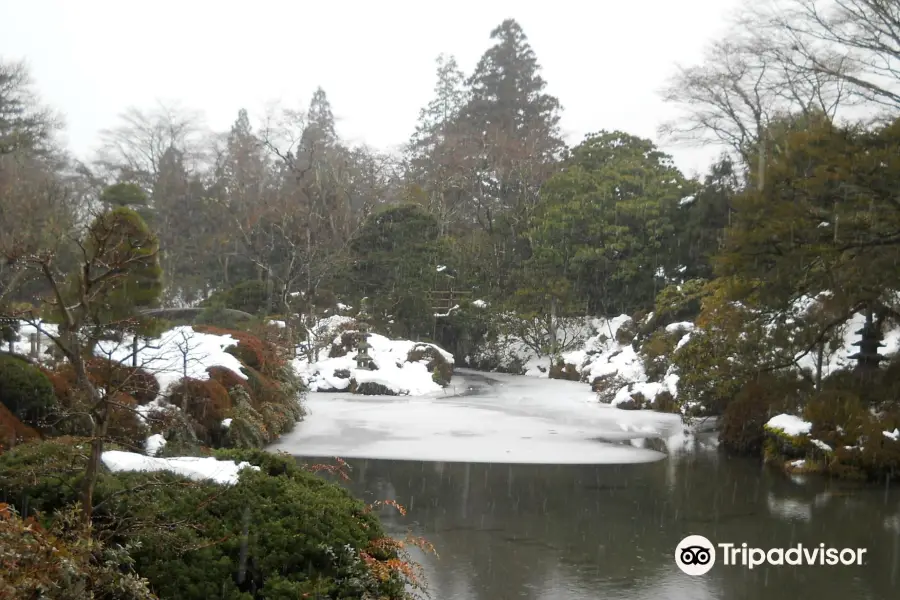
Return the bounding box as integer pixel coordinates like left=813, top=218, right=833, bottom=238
left=101, top=450, right=258, bottom=484
left=8, top=320, right=59, bottom=357
left=96, top=326, right=247, bottom=399
left=9, top=322, right=247, bottom=402
left=270, top=370, right=687, bottom=464
left=295, top=330, right=454, bottom=396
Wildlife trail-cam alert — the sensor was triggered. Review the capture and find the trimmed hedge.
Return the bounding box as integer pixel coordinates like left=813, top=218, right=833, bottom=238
left=0, top=441, right=407, bottom=600
left=0, top=353, right=57, bottom=427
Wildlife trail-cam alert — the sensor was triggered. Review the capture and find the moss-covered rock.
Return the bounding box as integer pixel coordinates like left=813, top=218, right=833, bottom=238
left=763, top=426, right=813, bottom=462
left=349, top=380, right=397, bottom=396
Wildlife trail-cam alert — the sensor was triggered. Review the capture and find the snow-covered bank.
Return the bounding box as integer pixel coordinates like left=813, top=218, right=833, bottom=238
left=270, top=370, right=690, bottom=464
left=293, top=315, right=454, bottom=396
left=467, top=314, right=686, bottom=410
left=101, top=450, right=258, bottom=484
left=10, top=322, right=248, bottom=402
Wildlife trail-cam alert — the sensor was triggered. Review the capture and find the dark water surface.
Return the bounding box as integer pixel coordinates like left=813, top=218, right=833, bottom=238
left=299, top=444, right=900, bottom=600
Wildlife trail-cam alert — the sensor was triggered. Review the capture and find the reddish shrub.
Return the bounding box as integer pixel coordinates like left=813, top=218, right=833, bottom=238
left=0, top=402, right=40, bottom=452
left=168, top=378, right=232, bottom=434
left=193, top=325, right=285, bottom=376
left=39, top=365, right=74, bottom=403
left=105, top=392, right=149, bottom=450
left=207, top=365, right=250, bottom=394
left=42, top=359, right=160, bottom=406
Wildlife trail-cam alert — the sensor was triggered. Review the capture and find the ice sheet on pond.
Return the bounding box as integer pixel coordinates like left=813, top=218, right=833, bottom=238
left=270, top=370, right=685, bottom=464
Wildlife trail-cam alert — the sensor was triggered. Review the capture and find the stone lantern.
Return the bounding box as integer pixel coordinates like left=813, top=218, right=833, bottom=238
left=355, top=298, right=375, bottom=370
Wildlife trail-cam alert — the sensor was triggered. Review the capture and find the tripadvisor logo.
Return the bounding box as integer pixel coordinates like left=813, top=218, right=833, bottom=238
left=675, top=535, right=716, bottom=575
left=675, top=535, right=867, bottom=575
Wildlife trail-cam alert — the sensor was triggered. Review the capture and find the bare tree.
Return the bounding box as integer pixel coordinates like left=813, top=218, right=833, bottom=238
left=749, top=0, right=900, bottom=110
left=95, top=103, right=208, bottom=189
left=660, top=33, right=846, bottom=174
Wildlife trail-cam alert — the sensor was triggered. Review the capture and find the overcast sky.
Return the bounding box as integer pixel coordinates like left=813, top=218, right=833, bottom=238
left=1, top=0, right=740, bottom=177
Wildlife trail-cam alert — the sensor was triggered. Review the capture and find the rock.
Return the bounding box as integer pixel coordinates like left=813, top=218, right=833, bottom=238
left=615, top=398, right=640, bottom=410
left=333, top=369, right=350, bottom=379
left=328, top=344, right=347, bottom=358
left=593, top=374, right=629, bottom=404
left=350, top=380, right=398, bottom=396
left=549, top=361, right=580, bottom=381
left=615, top=392, right=646, bottom=411
left=614, top=319, right=638, bottom=345
left=651, top=390, right=678, bottom=413
left=406, top=343, right=454, bottom=386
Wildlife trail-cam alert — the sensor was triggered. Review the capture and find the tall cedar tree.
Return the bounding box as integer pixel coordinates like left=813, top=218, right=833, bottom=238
left=458, top=19, right=564, bottom=297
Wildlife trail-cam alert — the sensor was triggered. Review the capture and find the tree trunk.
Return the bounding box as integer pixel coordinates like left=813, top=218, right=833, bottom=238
left=815, top=339, right=824, bottom=391
left=549, top=296, right=558, bottom=358
left=77, top=376, right=108, bottom=527
left=757, top=132, right=766, bottom=191
left=264, top=268, right=274, bottom=316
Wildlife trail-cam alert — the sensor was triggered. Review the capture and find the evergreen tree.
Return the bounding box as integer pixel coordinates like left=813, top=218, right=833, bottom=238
left=462, top=18, right=564, bottom=223
left=456, top=19, right=565, bottom=298
left=301, top=87, right=337, bottom=153
left=406, top=55, right=471, bottom=234
left=525, top=131, right=694, bottom=316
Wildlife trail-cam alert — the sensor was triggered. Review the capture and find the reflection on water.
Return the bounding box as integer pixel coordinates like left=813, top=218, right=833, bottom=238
left=300, top=438, right=900, bottom=600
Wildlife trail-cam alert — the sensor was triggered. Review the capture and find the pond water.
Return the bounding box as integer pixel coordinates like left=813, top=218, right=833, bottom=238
left=276, top=372, right=900, bottom=600
left=298, top=446, right=899, bottom=600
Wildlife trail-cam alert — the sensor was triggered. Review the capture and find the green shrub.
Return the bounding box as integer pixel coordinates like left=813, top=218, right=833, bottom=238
left=803, top=389, right=867, bottom=449
left=0, top=442, right=411, bottom=599
left=0, top=354, right=57, bottom=427
left=222, top=387, right=267, bottom=449
left=0, top=437, right=89, bottom=517
left=192, top=305, right=247, bottom=330
left=720, top=381, right=774, bottom=455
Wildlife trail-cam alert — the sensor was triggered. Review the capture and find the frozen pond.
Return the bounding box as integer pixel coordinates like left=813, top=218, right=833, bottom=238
left=272, top=371, right=900, bottom=600
left=269, top=370, right=689, bottom=464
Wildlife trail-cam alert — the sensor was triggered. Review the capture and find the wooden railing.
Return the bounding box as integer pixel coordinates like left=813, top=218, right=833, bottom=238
left=427, top=290, right=472, bottom=313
